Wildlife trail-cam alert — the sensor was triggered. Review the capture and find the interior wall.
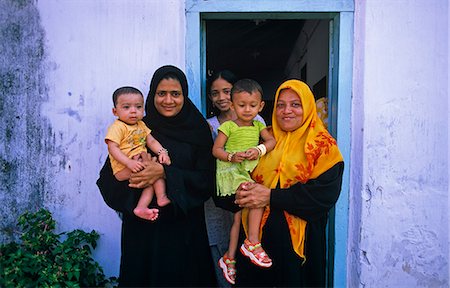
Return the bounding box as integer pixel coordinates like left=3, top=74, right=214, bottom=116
left=285, top=19, right=329, bottom=93
left=205, top=19, right=304, bottom=124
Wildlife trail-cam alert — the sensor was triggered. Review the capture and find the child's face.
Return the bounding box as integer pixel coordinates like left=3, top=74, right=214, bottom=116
left=113, top=93, right=145, bottom=125
left=231, top=91, right=264, bottom=123
left=209, top=77, right=232, bottom=112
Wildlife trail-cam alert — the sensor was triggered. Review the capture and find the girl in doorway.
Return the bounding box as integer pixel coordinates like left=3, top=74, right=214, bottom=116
left=207, top=70, right=266, bottom=138
left=212, top=79, right=276, bottom=285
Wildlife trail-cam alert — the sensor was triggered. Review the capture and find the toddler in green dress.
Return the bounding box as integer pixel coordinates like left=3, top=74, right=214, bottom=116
left=212, top=79, right=276, bottom=285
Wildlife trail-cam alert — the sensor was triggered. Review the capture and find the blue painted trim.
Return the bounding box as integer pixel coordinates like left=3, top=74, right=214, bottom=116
left=334, top=11, right=353, bottom=288
left=200, top=19, right=207, bottom=114
left=185, top=12, right=202, bottom=110
left=326, top=17, right=337, bottom=287
left=187, top=0, right=354, bottom=12
left=202, top=12, right=337, bottom=20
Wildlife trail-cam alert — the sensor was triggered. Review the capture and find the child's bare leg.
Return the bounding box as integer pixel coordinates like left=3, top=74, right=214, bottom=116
left=218, top=211, right=241, bottom=284
left=114, top=168, right=131, bottom=181
left=243, top=207, right=271, bottom=265
left=227, top=211, right=241, bottom=260
left=115, top=153, right=143, bottom=181
left=133, top=185, right=159, bottom=221
left=153, top=178, right=171, bottom=207
left=247, top=207, right=264, bottom=244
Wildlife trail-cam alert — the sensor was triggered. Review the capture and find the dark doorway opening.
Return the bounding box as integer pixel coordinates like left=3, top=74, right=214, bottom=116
left=205, top=19, right=304, bottom=124
left=204, top=17, right=337, bottom=287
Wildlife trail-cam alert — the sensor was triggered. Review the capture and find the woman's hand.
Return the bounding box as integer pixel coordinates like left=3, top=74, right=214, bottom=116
left=129, top=152, right=165, bottom=189
left=235, top=182, right=271, bottom=208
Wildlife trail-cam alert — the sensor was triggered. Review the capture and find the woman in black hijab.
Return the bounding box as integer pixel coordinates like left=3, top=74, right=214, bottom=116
left=97, top=65, right=216, bottom=287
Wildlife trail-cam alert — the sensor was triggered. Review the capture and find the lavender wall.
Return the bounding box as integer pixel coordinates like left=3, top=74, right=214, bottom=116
left=0, top=0, right=185, bottom=277
left=350, top=0, right=449, bottom=286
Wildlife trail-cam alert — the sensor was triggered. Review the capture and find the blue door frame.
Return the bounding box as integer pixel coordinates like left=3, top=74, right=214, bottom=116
left=186, top=1, right=353, bottom=287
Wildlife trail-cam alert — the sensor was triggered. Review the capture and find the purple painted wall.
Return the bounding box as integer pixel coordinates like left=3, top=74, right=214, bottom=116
left=0, top=0, right=185, bottom=277
left=350, top=0, right=449, bottom=286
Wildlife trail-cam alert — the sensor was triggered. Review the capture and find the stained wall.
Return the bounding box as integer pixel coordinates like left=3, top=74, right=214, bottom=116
left=0, top=0, right=185, bottom=277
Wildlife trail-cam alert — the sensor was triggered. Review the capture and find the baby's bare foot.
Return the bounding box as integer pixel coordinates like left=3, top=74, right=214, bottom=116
left=134, top=207, right=159, bottom=221
left=157, top=195, right=171, bottom=207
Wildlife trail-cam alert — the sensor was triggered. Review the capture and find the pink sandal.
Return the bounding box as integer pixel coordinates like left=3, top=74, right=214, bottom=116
left=218, top=256, right=236, bottom=285
left=240, top=239, right=272, bottom=268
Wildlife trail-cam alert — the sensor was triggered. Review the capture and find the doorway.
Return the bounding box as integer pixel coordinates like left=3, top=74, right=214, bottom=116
left=186, top=3, right=353, bottom=286
left=204, top=18, right=333, bottom=128
left=204, top=16, right=336, bottom=286
left=205, top=19, right=306, bottom=124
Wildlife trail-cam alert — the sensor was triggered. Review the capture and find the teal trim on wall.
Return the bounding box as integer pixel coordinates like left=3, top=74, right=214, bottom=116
left=185, top=11, right=202, bottom=110
left=186, top=0, right=353, bottom=12
left=186, top=1, right=353, bottom=287
left=333, top=11, right=353, bottom=288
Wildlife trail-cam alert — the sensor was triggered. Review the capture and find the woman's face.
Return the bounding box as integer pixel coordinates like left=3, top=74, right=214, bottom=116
left=275, top=88, right=303, bottom=132
left=154, top=78, right=184, bottom=117
left=209, top=77, right=233, bottom=112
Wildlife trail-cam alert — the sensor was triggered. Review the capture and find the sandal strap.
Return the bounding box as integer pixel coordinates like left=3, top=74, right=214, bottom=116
left=227, top=267, right=236, bottom=275
left=245, top=239, right=262, bottom=251
left=223, top=256, right=236, bottom=264
left=243, top=239, right=272, bottom=264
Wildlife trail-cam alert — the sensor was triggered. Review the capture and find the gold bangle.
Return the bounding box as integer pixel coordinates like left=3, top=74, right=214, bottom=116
left=227, top=152, right=235, bottom=162
left=256, top=144, right=267, bottom=156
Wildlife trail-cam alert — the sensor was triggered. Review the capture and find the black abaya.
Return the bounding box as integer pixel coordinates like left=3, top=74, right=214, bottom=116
left=97, top=65, right=216, bottom=287
left=235, top=162, right=344, bottom=287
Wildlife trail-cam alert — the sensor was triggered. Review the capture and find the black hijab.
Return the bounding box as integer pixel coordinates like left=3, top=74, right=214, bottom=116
left=144, top=65, right=212, bottom=147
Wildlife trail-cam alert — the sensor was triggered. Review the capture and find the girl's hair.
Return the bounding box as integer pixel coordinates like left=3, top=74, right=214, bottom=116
left=112, top=86, right=143, bottom=107
left=207, top=70, right=238, bottom=117
left=231, top=78, right=263, bottom=100
left=207, top=70, right=238, bottom=94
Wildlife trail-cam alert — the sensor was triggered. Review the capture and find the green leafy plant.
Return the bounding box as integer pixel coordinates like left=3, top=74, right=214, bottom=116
left=0, top=208, right=117, bottom=287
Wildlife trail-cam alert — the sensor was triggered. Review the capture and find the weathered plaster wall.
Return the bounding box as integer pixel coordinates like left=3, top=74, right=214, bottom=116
left=0, top=0, right=53, bottom=242
left=1, top=0, right=185, bottom=277
left=350, top=0, right=449, bottom=286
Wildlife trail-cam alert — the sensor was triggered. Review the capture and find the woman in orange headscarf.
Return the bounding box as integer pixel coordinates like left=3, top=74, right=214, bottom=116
left=234, top=79, right=344, bottom=287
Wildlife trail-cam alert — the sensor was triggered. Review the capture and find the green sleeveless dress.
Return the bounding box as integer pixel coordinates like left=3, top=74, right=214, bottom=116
left=216, top=120, right=266, bottom=196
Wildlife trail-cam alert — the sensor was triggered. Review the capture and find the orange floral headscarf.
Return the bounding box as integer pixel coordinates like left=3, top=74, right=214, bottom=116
left=247, top=79, right=343, bottom=260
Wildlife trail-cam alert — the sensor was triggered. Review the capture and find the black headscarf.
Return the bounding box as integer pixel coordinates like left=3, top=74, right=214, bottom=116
left=144, top=65, right=212, bottom=147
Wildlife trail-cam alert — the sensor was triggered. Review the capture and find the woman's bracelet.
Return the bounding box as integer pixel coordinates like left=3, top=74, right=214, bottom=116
left=157, top=148, right=168, bottom=156
left=227, top=152, right=235, bottom=162
left=255, top=144, right=267, bottom=156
